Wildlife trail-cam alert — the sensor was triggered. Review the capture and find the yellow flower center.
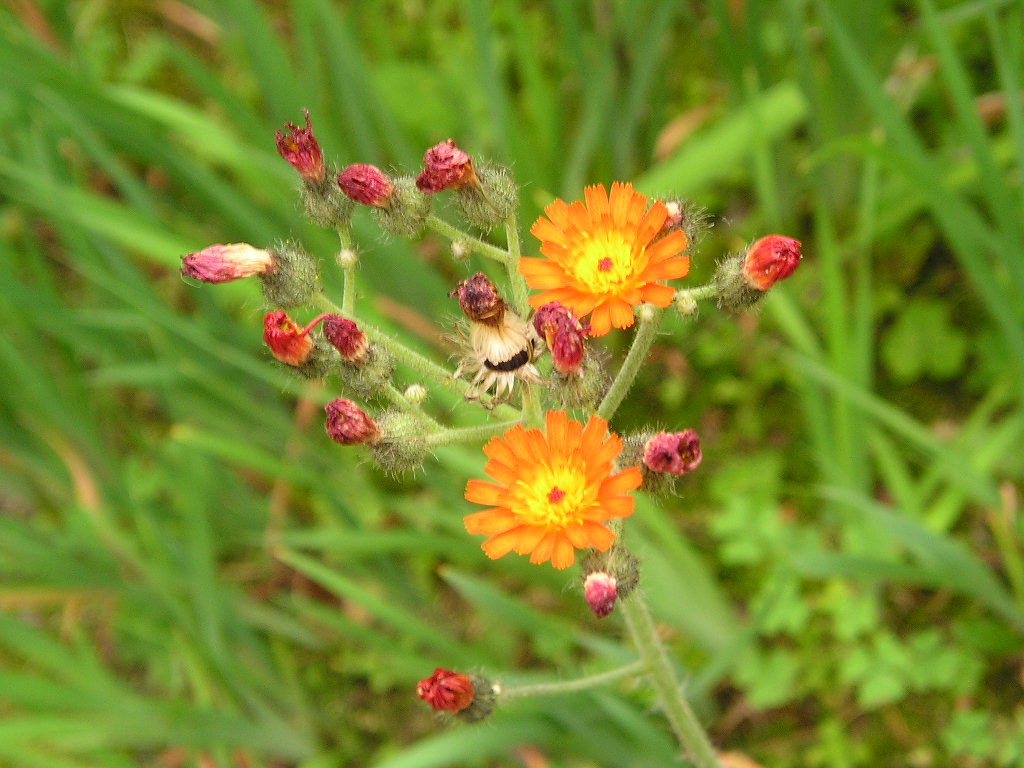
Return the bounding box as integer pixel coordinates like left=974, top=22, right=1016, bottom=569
left=512, top=461, right=588, bottom=528
left=571, top=233, right=640, bottom=294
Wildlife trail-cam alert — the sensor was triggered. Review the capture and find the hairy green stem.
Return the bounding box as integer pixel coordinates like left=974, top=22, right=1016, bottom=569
left=427, top=215, right=509, bottom=263
left=676, top=282, right=719, bottom=304
left=379, top=383, right=444, bottom=430
left=337, top=227, right=357, bottom=314
left=424, top=419, right=521, bottom=447
left=503, top=217, right=531, bottom=317
left=620, top=596, right=721, bottom=768
left=596, top=305, right=665, bottom=422
left=498, top=660, right=647, bottom=701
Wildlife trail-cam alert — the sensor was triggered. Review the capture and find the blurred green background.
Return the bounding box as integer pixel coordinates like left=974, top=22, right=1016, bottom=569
left=2, top=1, right=1023, bottom=766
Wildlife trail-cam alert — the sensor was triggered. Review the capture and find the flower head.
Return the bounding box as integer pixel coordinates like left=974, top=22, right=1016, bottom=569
left=464, top=411, right=642, bottom=569
left=416, top=668, right=475, bottom=713
left=416, top=139, right=478, bottom=193
left=743, top=235, right=802, bottom=291
left=322, top=314, right=369, bottom=363
left=532, top=302, right=588, bottom=375
left=263, top=310, right=315, bottom=366
left=337, top=164, right=395, bottom=207
left=643, top=429, right=702, bottom=476
left=450, top=274, right=539, bottom=404
left=275, top=109, right=325, bottom=183
left=272, top=109, right=323, bottom=183
left=181, top=243, right=274, bottom=284
left=520, top=182, right=690, bottom=336
left=324, top=398, right=380, bottom=445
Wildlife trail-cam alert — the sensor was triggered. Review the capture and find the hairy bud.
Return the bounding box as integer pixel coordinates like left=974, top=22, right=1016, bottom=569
left=338, top=164, right=395, bottom=208
left=275, top=109, right=325, bottom=183
left=373, top=176, right=431, bottom=237
left=324, top=398, right=380, bottom=445
left=181, top=243, right=274, bottom=284
left=260, top=242, right=320, bottom=308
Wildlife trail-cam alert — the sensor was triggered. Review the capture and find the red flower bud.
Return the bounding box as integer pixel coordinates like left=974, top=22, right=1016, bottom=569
left=449, top=272, right=506, bottom=326
left=583, top=571, right=618, bottom=618
left=742, top=235, right=802, bottom=291
left=263, top=310, right=315, bottom=366
left=324, top=398, right=380, bottom=445
left=181, top=243, right=275, bottom=283
left=322, top=315, right=368, bottom=363
left=532, top=302, right=588, bottom=375
left=416, top=139, right=478, bottom=193
left=643, top=429, right=702, bottom=476
left=275, top=109, right=325, bottom=183
left=337, top=164, right=395, bottom=207
left=416, top=668, right=475, bottom=713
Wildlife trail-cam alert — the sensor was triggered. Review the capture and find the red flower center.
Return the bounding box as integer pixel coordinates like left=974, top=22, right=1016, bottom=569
left=547, top=487, right=566, bottom=504
left=597, top=257, right=613, bottom=272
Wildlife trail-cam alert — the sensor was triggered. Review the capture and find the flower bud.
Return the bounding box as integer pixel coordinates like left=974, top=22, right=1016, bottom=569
left=742, top=235, right=802, bottom=291
left=325, top=398, right=380, bottom=445
left=583, top=571, right=618, bottom=619
left=643, top=429, right=702, bottom=476
left=263, top=310, right=314, bottom=366
left=581, top=546, right=640, bottom=617
left=659, top=198, right=709, bottom=249
left=675, top=289, right=699, bottom=318
left=454, top=163, right=518, bottom=230
left=260, top=242, right=320, bottom=308
left=337, top=164, right=395, bottom=208
left=368, top=411, right=430, bottom=475
left=181, top=243, right=274, bottom=284
left=416, top=139, right=478, bottom=193
left=404, top=384, right=427, bottom=404
left=373, top=176, right=431, bottom=237
left=416, top=668, right=475, bottom=713
left=322, top=314, right=368, bottom=364
left=416, top=668, right=497, bottom=723
left=532, top=302, right=587, bottom=375
left=449, top=272, right=506, bottom=326
left=713, top=234, right=802, bottom=312
left=275, top=109, right=325, bottom=184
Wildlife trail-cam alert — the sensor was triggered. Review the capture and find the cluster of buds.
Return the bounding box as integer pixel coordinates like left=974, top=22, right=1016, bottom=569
left=416, top=668, right=497, bottom=723
left=714, top=235, right=802, bottom=312
left=449, top=272, right=540, bottom=405
left=616, top=428, right=703, bottom=497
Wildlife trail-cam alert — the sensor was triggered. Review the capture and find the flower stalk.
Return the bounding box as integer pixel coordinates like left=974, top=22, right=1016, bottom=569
left=497, top=659, right=647, bottom=701
left=620, top=596, right=722, bottom=768
left=596, top=305, right=664, bottom=422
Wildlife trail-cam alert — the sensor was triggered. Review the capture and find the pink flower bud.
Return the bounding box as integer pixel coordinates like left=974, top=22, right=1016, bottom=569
left=449, top=272, right=506, bottom=326
left=324, top=398, right=380, bottom=445
left=743, top=235, right=802, bottom=291
left=180, top=243, right=274, bottom=283
left=337, top=164, right=395, bottom=207
left=275, top=109, right=325, bottom=183
left=322, top=315, right=368, bottom=363
left=416, top=139, right=478, bottom=193
left=263, top=310, right=314, bottom=366
left=532, top=302, right=588, bottom=375
left=643, top=429, right=702, bottom=476
left=416, top=668, right=475, bottom=713
left=583, top=571, right=618, bottom=618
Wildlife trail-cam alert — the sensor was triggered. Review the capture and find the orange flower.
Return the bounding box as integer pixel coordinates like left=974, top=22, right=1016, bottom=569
left=464, top=411, right=642, bottom=569
left=520, top=182, right=690, bottom=336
